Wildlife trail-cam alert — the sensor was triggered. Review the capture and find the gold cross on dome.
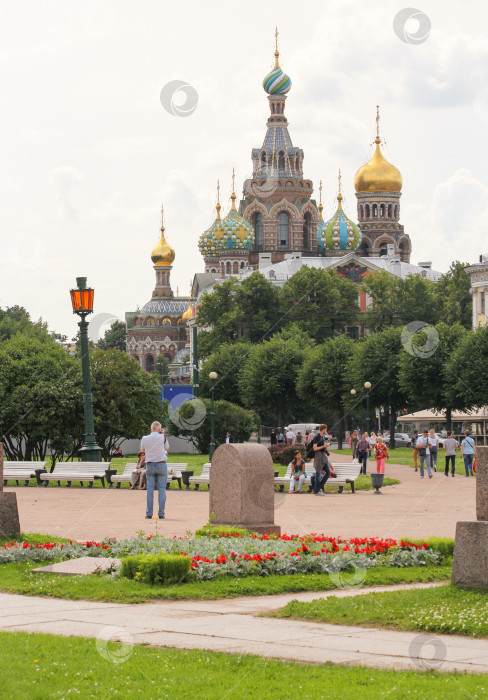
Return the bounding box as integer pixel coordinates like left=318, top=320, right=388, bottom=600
left=216, top=179, right=220, bottom=204
left=376, top=105, right=380, bottom=139
left=275, top=26, right=279, bottom=52
left=338, top=169, right=342, bottom=195
left=319, top=180, right=323, bottom=205
left=232, top=167, right=236, bottom=193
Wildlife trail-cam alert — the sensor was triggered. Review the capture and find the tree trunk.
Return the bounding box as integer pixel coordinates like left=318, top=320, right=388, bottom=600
left=389, top=409, right=397, bottom=450
left=337, top=410, right=344, bottom=450
left=445, top=407, right=452, bottom=433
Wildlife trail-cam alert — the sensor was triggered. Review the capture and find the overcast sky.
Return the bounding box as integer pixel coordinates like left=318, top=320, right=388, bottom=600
left=2, top=0, right=488, bottom=339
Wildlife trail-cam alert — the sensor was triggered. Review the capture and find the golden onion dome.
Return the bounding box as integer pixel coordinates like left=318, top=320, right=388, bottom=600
left=151, top=205, right=175, bottom=266
left=354, top=107, right=402, bottom=193
left=181, top=298, right=193, bottom=323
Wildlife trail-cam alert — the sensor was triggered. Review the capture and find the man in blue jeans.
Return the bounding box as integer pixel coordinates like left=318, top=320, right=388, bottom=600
left=141, top=421, right=168, bottom=519
left=460, top=429, right=477, bottom=477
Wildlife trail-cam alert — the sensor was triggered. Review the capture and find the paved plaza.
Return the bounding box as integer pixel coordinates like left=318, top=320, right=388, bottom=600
left=7, top=454, right=476, bottom=541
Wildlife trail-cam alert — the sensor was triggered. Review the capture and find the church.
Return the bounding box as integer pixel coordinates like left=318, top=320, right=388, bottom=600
left=126, top=33, right=441, bottom=372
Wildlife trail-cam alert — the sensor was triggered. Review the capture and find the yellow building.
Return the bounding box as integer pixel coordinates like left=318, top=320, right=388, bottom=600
left=465, top=256, right=488, bottom=328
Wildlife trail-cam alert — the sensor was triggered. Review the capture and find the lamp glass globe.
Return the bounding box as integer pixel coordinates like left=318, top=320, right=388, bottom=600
left=364, top=381, right=372, bottom=389
left=209, top=371, right=218, bottom=380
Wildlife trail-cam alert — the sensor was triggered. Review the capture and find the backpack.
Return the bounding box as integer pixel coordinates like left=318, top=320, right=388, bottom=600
left=305, top=438, right=315, bottom=460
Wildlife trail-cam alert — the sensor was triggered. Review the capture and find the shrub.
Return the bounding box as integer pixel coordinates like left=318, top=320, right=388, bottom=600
left=268, top=445, right=307, bottom=465
left=120, top=553, right=191, bottom=585
left=195, top=526, right=252, bottom=538
left=401, top=537, right=454, bottom=557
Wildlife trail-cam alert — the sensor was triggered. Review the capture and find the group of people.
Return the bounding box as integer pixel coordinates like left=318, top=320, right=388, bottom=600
left=349, top=430, right=389, bottom=475
left=288, top=424, right=338, bottom=495
left=411, top=429, right=477, bottom=478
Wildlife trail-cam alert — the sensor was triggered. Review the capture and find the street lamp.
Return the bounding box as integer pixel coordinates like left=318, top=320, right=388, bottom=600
left=364, top=381, right=372, bottom=434
left=208, top=371, right=218, bottom=461
left=350, top=389, right=356, bottom=431
left=70, top=277, right=102, bottom=462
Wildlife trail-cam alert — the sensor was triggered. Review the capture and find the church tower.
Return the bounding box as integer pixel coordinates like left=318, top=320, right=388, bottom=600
left=354, top=107, right=411, bottom=262
left=240, top=29, right=319, bottom=266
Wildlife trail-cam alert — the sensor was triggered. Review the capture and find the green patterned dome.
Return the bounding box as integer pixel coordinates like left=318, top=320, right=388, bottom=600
left=318, top=193, right=361, bottom=251
left=217, top=192, right=254, bottom=250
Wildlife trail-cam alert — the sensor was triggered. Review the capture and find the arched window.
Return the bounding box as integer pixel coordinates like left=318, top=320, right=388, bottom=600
left=226, top=261, right=231, bottom=275
left=379, top=243, right=388, bottom=257
left=233, top=261, right=239, bottom=274
left=365, top=204, right=370, bottom=218
left=278, top=212, right=290, bottom=248
left=394, top=205, right=399, bottom=219
left=303, top=213, right=311, bottom=250
left=145, top=355, right=154, bottom=372
left=372, top=204, right=378, bottom=218
left=240, top=261, right=245, bottom=269
left=210, top=268, right=216, bottom=273
left=359, top=205, right=364, bottom=219
left=260, top=151, right=267, bottom=170
left=164, top=354, right=172, bottom=362
left=387, top=203, right=393, bottom=218
left=254, top=212, right=263, bottom=249
left=278, top=152, right=285, bottom=172
left=380, top=204, right=385, bottom=218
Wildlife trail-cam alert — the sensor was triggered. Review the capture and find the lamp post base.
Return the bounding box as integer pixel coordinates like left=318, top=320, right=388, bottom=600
left=79, top=445, right=103, bottom=462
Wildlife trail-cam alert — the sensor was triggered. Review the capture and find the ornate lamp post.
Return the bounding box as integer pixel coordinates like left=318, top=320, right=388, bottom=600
left=364, top=381, right=372, bottom=434
left=208, top=371, right=218, bottom=461
left=70, top=277, right=102, bottom=462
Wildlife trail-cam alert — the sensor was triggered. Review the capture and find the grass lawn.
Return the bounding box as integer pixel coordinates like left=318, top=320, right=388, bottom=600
left=331, top=447, right=471, bottom=477
left=272, top=583, right=488, bottom=639
left=3, top=631, right=487, bottom=699
left=0, top=558, right=451, bottom=603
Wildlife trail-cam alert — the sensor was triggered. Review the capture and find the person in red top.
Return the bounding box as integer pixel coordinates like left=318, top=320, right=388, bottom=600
left=374, top=436, right=389, bottom=474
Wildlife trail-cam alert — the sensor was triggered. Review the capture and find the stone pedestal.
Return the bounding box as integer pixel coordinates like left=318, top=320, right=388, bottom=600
left=0, top=443, right=21, bottom=536
left=452, top=446, right=488, bottom=588
left=209, top=443, right=280, bottom=534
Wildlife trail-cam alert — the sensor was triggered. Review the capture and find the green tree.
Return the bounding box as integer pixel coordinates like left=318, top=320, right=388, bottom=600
left=433, top=261, right=472, bottom=329
left=279, top=267, right=359, bottom=342
left=347, top=328, right=408, bottom=447
left=199, top=342, right=251, bottom=403
left=399, top=322, right=468, bottom=431
left=166, top=399, right=257, bottom=453
left=97, top=321, right=127, bottom=351
left=0, top=334, right=82, bottom=461
left=0, top=305, right=50, bottom=342
left=448, top=326, right=488, bottom=409
left=297, top=334, right=356, bottom=448
left=238, top=335, right=308, bottom=426
left=90, top=349, right=164, bottom=459
left=235, top=272, right=281, bottom=343
left=155, top=354, right=170, bottom=386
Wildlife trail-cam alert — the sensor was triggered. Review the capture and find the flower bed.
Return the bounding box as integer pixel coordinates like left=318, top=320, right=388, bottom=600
left=0, top=533, right=442, bottom=582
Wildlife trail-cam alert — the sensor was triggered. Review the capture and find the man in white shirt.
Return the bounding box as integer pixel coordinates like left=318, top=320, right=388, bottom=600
left=141, top=421, right=168, bottom=519
left=286, top=428, right=295, bottom=446
left=416, top=430, right=432, bottom=479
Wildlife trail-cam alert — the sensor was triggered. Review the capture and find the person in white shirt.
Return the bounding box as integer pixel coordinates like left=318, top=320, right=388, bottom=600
left=285, top=429, right=295, bottom=446
left=416, top=430, right=432, bottom=479
left=140, top=421, right=168, bottom=519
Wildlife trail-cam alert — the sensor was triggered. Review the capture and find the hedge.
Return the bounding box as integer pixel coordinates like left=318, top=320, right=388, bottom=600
left=120, top=553, right=191, bottom=585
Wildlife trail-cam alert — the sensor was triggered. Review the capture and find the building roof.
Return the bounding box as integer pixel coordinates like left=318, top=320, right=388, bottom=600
left=398, top=407, right=488, bottom=422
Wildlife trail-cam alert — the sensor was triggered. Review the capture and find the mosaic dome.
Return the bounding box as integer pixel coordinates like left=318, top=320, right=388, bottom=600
left=318, top=194, right=361, bottom=251
left=218, top=193, right=254, bottom=250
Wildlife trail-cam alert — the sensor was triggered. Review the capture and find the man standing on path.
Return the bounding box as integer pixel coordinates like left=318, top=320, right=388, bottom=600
left=313, top=424, right=331, bottom=496
left=416, top=430, right=432, bottom=479
left=141, top=421, right=168, bottom=519
left=460, top=430, right=477, bottom=477
left=411, top=430, right=419, bottom=472
left=443, top=431, right=458, bottom=477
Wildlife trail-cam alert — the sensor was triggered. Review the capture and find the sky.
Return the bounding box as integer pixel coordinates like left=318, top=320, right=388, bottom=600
left=1, top=0, right=488, bottom=339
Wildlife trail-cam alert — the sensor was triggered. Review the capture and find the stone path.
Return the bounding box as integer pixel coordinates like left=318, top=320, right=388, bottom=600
left=2, top=581, right=488, bottom=673
left=7, top=455, right=477, bottom=540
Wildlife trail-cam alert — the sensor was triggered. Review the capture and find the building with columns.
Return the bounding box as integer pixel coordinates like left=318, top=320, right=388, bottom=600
left=465, top=255, right=488, bottom=328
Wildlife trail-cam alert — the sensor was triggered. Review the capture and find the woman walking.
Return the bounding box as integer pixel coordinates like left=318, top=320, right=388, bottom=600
left=374, top=436, right=389, bottom=474
left=349, top=430, right=359, bottom=460
left=356, top=432, right=370, bottom=475
left=429, top=429, right=439, bottom=472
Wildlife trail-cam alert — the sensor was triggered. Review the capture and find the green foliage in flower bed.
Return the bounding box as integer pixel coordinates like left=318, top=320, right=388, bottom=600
left=120, top=553, right=191, bottom=585
left=401, top=537, right=454, bottom=557
left=195, top=526, right=252, bottom=538
left=2, top=631, right=486, bottom=699
left=272, top=581, right=488, bottom=639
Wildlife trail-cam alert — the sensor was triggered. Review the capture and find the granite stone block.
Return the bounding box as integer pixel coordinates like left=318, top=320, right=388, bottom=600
left=0, top=492, right=21, bottom=536
left=452, top=521, right=488, bottom=588
left=209, top=443, right=280, bottom=534
left=476, top=447, right=488, bottom=521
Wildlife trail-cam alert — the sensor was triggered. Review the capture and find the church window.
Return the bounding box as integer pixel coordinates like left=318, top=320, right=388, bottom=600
left=394, top=205, right=399, bottom=219
left=278, top=212, right=290, bottom=248
left=226, top=261, right=231, bottom=274
left=372, top=204, right=378, bottom=218
left=359, top=205, right=364, bottom=219
left=387, top=203, right=393, bottom=218
left=164, top=354, right=172, bottom=362
left=233, top=261, right=239, bottom=274
left=379, top=243, right=388, bottom=256
left=146, top=354, right=154, bottom=372
left=240, top=261, right=245, bottom=269
left=380, top=204, right=385, bottom=217
left=278, top=151, right=285, bottom=172
left=254, top=213, right=263, bottom=249
left=365, top=204, right=370, bottom=218
left=303, top=213, right=311, bottom=250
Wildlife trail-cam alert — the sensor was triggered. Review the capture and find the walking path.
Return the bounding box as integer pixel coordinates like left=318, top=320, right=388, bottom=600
left=8, top=455, right=476, bottom=540
left=2, top=581, right=487, bottom=673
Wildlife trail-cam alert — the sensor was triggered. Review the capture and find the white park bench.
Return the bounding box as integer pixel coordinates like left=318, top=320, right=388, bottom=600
left=188, top=463, right=211, bottom=490
left=275, top=461, right=361, bottom=493
left=39, top=462, right=110, bottom=488
left=108, top=462, right=187, bottom=489
left=3, top=461, right=47, bottom=486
